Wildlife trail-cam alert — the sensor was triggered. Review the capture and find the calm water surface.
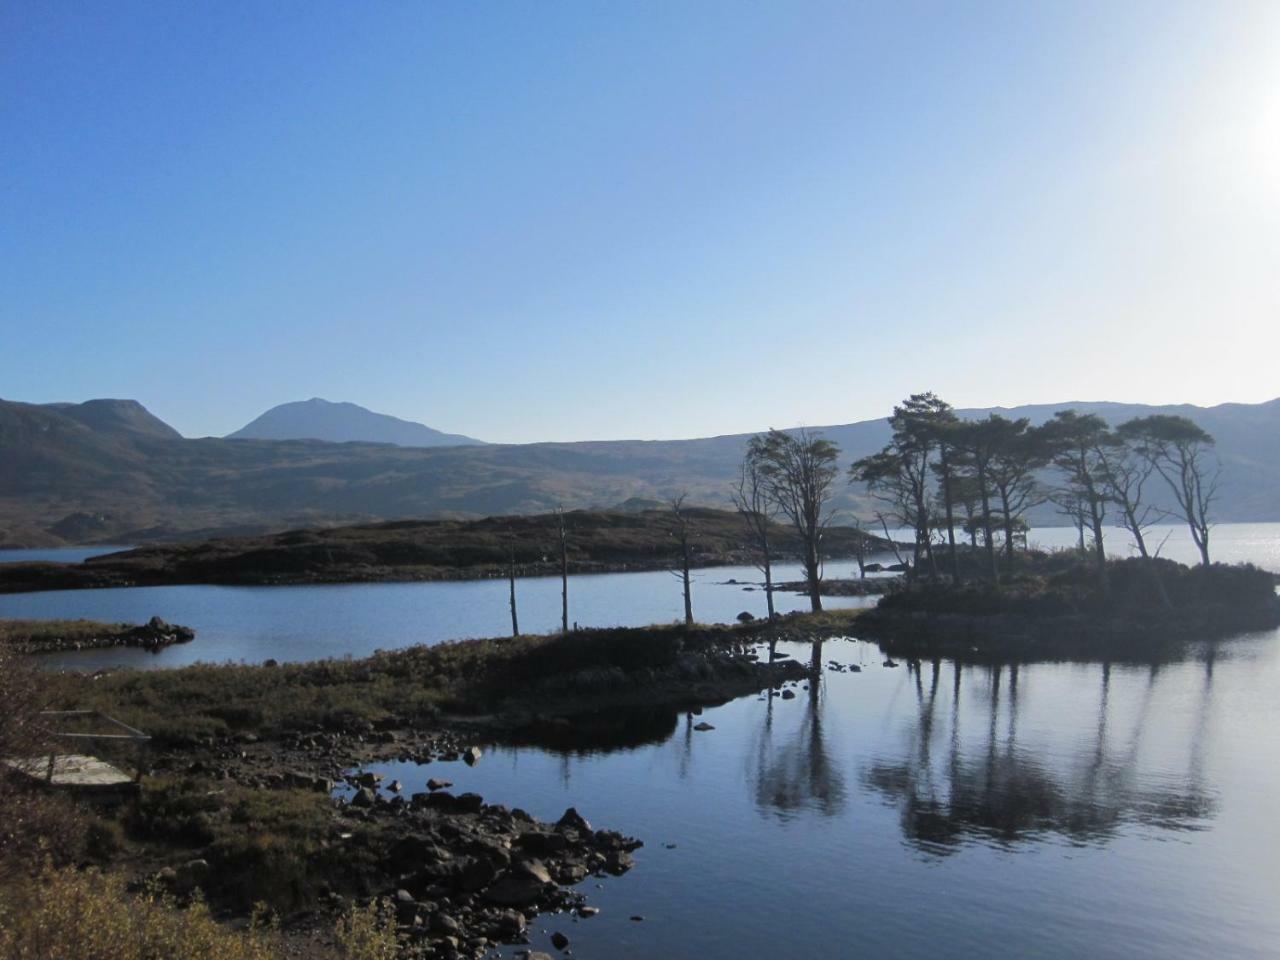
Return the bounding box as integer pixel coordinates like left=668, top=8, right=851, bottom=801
left=3, top=528, right=1278, bottom=957
left=343, top=634, right=1280, bottom=960
left=0, top=560, right=879, bottom=670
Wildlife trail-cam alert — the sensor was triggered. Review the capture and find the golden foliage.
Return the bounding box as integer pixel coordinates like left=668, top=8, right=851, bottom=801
left=334, top=899, right=401, bottom=960
left=0, top=864, right=279, bottom=960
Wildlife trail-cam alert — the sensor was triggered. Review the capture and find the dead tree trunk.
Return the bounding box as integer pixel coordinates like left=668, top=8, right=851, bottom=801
left=556, top=508, right=569, bottom=633
left=508, top=542, right=519, bottom=638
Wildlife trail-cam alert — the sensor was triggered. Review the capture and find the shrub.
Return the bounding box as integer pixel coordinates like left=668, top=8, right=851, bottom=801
left=334, top=899, right=400, bottom=960
left=0, top=863, right=279, bottom=960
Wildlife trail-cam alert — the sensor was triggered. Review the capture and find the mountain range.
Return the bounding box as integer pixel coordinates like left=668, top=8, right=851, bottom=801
left=1, top=395, right=1276, bottom=547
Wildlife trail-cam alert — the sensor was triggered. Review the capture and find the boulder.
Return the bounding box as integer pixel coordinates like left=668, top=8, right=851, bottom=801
left=482, top=860, right=552, bottom=907
left=556, top=807, right=592, bottom=834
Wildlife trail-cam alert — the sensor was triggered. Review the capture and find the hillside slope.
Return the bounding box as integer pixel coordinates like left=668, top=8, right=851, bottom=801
left=1, top=396, right=1276, bottom=546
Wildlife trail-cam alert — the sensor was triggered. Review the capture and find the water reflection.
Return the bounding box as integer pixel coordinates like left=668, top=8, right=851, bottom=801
left=748, top=639, right=846, bottom=818
left=862, top=656, right=1219, bottom=854
left=508, top=705, right=680, bottom=754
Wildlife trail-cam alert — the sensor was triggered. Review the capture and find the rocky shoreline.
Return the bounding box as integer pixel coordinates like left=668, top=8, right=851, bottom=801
left=40, top=614, right=844, bottom=957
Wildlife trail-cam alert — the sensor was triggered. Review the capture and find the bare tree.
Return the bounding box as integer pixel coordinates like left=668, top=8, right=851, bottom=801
left=1102, top=423, right=1164, bottom=559
left=751, top=428, right=841, bottom=612
left=506, top=533, right=520, bottom=638
left=849, top=514, right=870, bottom=580
left=732, top=451, right=778, bottom=618
left=555, top=506, right=570, bottom=632
left=669, top=494, right=695, bottom=626
left=1120, top=415, right=1219, bottom=565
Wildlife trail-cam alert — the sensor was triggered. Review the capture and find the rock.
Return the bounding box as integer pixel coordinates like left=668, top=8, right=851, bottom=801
left=430, top=911, right=461, bottom=936
left=554, top=860, right=590, bottom=884
left=355, top=771, right=383, bottom=788
left=494, top=910, right=527, bottom=937
left=482, top=860, right=552, bottom=907
left=550, top=931, right=570, bottom=950
left=517, top=831, right=568, bottom=856
left=883, top=659, right=899, bottom=668
left=556, top=807, right=592, bottom=834
left=463, top=746, right=483, bottom=766
left=350, top=787, right=376, bottom=808
left=692, top=721, right=715, bottom=731
left=605, top=851, right=635, bottom=875
left=388, top=780, right=402, bottom=793
left=393, top=889, right=419, bottom=924
left=427, top=778, right=453, bottom=791
left=576, top=906, right=599, bottom=918
left=284, top=771, right=332, bottom=792
left=781, top=689, right=797, bottom=700
left=458, top=855, right=500, bottom=893
left=736, top=611, right=755, bottom=623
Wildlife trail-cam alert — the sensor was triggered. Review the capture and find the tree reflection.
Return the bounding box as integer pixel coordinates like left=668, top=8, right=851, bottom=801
left=863, top=659, right=1218, bottom=854
left=748, top=639, right=847, bottom=817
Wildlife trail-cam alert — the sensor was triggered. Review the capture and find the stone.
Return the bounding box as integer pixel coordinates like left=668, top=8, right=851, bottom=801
left=430, top=911, right=461, bottom=936
left=692, top=721, right=715, bottom=731
left=388, top=779, right=403, bottom=793
left=482, top=860, right=552, bottom=907
left=350, top=787, right=376, bottom=808
left=556, top=807, right=592, bottom=834
left=463, top=746, right=483, bottom=766
left=781, top=689, right=797, bottom=700
left=550, top=931, right=570, bottom=950
left=427, top=778, right=453, bottom=791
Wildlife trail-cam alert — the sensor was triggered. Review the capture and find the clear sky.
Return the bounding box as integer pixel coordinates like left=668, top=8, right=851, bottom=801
left=2, top=1, right=1277, bottom=442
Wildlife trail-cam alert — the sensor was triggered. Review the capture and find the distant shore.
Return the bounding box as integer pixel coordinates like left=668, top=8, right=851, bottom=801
left=0, top=507, right=893, bottom=595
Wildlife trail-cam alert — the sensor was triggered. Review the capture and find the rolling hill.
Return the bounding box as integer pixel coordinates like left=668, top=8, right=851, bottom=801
left=1, top=395, right=1277, bottom=547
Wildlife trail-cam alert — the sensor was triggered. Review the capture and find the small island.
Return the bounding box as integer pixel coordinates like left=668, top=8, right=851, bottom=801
left=858, top=553, right=1280, bottom=661
left=0, top=616, right=195, bottom=654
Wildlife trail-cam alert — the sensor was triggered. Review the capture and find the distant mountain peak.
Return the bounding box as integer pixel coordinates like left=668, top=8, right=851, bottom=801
left=42, top=398, right=182, bottom=440
left=226, top=399, right=486, bottom=448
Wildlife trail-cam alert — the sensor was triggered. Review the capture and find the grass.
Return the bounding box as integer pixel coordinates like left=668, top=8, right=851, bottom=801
left=0, top=618, right=132, bottom=646
left=36, top=615, right=856, bottom=748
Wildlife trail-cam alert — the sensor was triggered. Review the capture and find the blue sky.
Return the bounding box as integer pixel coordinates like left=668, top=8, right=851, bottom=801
left=2, top=1, right=1277, bottom=442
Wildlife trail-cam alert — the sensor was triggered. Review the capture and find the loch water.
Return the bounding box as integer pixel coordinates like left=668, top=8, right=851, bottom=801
left=2, top=525, right=1278, bottom=958
left=344, top=634, right=1280, bottom=960
left=0, top=560, right=878, bottom=670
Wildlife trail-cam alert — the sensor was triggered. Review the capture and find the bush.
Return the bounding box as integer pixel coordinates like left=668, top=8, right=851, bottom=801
left=0, top=864, right=279, bottom=960
left=334, top=899, right=400, bottom=960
